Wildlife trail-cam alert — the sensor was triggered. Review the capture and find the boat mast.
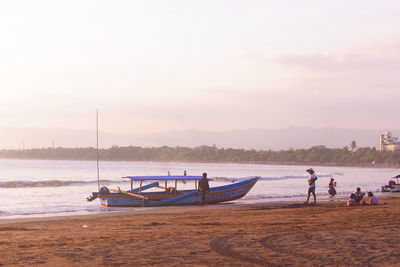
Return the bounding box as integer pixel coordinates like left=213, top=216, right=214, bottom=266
left=96, top=109, right=100, bottom=191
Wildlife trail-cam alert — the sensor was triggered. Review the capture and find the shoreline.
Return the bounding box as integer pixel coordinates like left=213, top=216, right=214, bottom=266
left=0, top=192, right=376, bottom=223
left=1, top=195, right=400, bottom=266
left=0, top=193, right=357, bottom=222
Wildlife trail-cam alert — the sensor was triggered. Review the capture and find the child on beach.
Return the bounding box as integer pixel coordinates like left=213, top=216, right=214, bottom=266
left=328, top=178, right=337, bottom=197
left=347, top=193, right=356, bottom=206
left=367, top=192, right=378, bottom=205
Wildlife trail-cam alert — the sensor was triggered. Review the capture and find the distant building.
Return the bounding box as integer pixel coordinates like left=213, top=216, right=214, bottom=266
left=380, top=131, right=400, bottom=151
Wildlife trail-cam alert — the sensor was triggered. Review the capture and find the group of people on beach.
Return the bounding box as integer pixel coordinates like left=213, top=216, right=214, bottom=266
left=193, top=168, right=381, bottom=207
left=347, top=188, right=378, bottom=206
left=304, top=168, right=378, bottom=206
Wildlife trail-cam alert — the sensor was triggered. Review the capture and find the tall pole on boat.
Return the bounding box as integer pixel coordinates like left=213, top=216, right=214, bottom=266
left=96, top=109, right=100, bottom=191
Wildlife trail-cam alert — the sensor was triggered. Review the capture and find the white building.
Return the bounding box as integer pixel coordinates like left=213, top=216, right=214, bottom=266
left=380, top=131, right=400, bottom=151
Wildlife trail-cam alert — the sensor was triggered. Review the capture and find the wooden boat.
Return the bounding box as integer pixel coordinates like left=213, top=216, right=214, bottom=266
left=381, top=175, right=400, bottom=192
left=87, top=175, right=259, bottom=207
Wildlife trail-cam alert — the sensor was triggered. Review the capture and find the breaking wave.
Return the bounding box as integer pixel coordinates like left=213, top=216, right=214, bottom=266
left=214, top=172, right=341, bottom=183
left=0, top=179, right=116, bottom=188
left=0, top=172, right=344, bottom=188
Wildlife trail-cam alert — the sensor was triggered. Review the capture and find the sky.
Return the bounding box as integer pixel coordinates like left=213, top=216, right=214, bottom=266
left=0, top=0, right=399, bottom=134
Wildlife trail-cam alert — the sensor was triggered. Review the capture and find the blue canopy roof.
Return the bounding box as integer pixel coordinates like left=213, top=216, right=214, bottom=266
left=122, top=175, right=213, bottom=181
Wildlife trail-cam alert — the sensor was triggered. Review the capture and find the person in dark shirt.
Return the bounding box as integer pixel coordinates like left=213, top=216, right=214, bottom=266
left=328, top=178, right=337, bottom=197
left=198, top=172, right=210, bottom=206
left=353, top=187, right=365, bottom=204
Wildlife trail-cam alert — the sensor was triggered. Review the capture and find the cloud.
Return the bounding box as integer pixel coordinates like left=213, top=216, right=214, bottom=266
left=274, top=38, right=400, bottom=72
left=276, top=52, right=400, bottom=72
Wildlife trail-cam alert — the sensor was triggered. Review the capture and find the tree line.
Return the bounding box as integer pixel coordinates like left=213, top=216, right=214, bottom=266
left=0, top=144, right=399, bottom=166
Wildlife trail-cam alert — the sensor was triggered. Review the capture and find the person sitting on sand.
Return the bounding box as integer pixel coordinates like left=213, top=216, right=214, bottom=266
left=304, top=168, right=318, bottom=205
left=198, top=172, right=210, bottom=206
left=353, top=187, right=365, bottom=204
left=328, top=178, right=337, bottom=197
left=347, top=193, right=356, bottom=207
left=367, top=192, right=378, bottom=205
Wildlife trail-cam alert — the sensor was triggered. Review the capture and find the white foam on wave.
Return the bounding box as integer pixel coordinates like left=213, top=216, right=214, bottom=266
left=214, top=172, right=338, bottom=182
left=0, top=179, right=118, bottom=188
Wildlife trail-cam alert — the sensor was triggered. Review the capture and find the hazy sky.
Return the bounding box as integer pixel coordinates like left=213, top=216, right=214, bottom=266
left=1, top=1, right=399, bottom=134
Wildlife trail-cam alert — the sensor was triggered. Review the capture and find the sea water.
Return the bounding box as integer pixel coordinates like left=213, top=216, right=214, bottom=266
left=0, top=158, right=397, bottom=219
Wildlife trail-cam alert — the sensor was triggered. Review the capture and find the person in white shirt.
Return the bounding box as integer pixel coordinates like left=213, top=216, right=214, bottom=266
left=304, top=168, right=318, bottom=205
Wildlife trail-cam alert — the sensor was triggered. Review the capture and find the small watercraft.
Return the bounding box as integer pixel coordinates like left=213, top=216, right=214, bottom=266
left=87, top=175, right=259, bottom=207
left=381, top=175, right=400, bottom=192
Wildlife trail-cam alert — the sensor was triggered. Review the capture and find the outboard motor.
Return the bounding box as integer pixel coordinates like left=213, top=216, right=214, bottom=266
left=87, top=192, right=98, bottom=202
left=86, top=186, right=109, bottom=202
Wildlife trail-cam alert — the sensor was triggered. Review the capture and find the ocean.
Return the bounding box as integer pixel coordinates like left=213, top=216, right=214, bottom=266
left=0, top=158, right=397, bottom=219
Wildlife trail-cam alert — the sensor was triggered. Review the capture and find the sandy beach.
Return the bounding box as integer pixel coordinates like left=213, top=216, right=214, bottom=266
left=1, top=196, right=400, bottom=266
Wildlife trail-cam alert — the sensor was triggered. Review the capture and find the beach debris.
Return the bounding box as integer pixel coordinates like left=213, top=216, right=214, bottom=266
left=82, top=224, right=90, bottom=228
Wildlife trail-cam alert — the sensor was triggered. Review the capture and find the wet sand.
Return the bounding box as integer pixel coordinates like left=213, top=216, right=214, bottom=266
left=1, top=196, right=400, bottom=266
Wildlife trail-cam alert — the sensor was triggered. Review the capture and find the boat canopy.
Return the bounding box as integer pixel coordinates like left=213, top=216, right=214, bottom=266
left=122, top=175, right=213, bottom=181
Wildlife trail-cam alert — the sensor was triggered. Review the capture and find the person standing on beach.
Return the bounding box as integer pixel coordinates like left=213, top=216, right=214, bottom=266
left=198, top=172, right=210, bottom=206
left=304, top=168, right=318, bottom=205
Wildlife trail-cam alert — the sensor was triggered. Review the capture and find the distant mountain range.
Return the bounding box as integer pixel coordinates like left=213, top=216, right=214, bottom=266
left=0, top=127, right=396, bottom=150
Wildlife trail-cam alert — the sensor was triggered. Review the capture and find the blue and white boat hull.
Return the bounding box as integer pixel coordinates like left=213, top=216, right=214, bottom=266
left=98, top=177, right=259, bottom=207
